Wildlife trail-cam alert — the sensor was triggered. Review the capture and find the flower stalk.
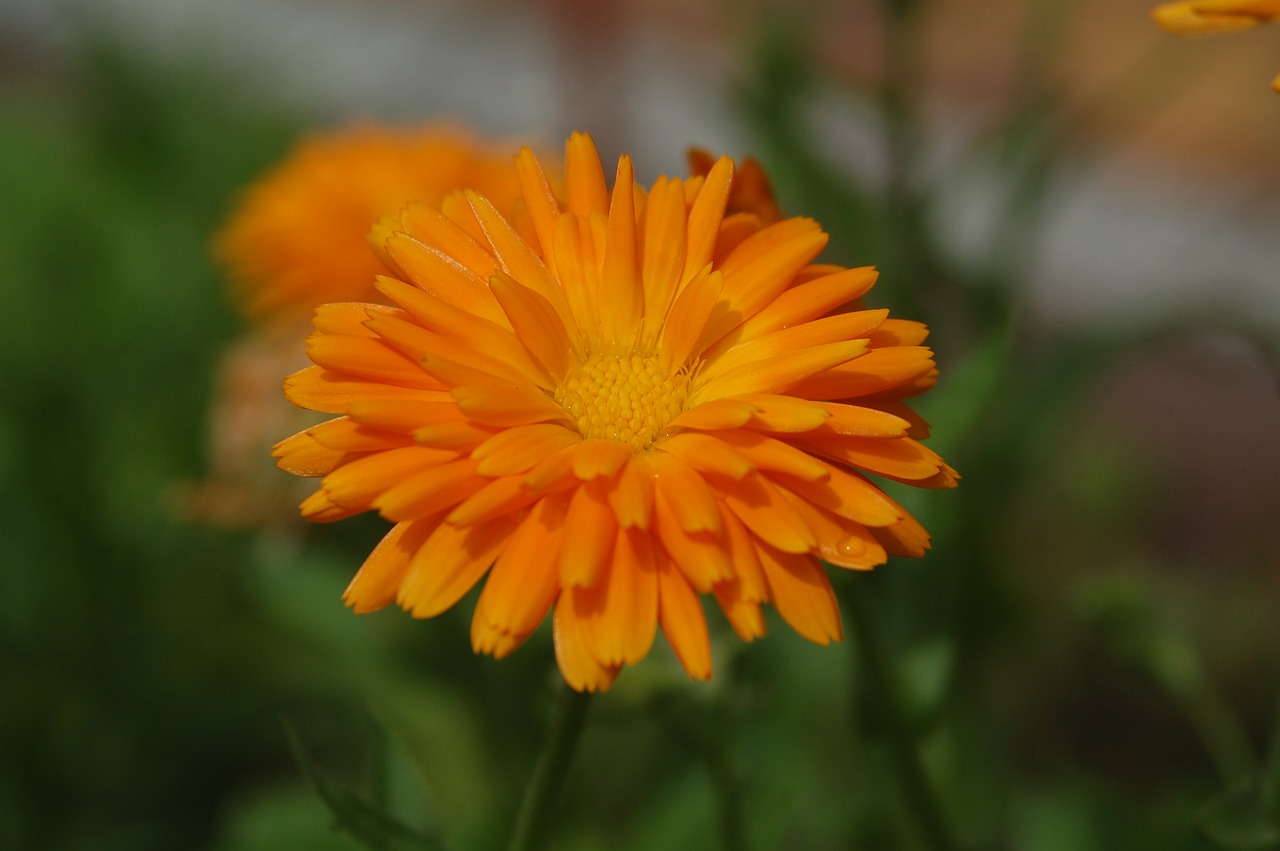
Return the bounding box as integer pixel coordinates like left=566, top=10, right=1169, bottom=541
left=845, top=577, right=957, bottom=851
left=507, top=684, right=594, bottom=851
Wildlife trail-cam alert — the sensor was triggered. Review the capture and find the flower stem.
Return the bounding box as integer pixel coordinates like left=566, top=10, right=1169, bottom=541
left=507, top=683, right=594, bottom=851
left=844, top=578, right=958, bottom=851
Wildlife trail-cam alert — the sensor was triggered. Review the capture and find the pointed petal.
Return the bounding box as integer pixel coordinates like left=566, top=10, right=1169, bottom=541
left=572, top=438, right=632, bottom=480
left=565, top=132, right=609, bottom=216
left=472, top=423, right=581, bottom=476
left=599, top=155, right=641, bottom=346
left=398, top=514, right=518, bottom=618
left=489, top=271, right=579, bottom=378
left=657, top=555, right=713, bottom=681
left=721, top=473, right=817, bottom=554
left=451, top=383, right=570, bottom=427
left=607, top=453, right=654, bottom=529
left=648, top=450, right=721, bottom=533
left=514, top=146, right=561, bottom=266
left=343, top=517, right=439, bottom=613
left=553, top=593, right=620, bottom=692
left=757, top=546, right=843, bottom=645
left=373, top=458, right=488, bottom=522
left=559, top=479, right=616, bottom=587
left=474, top=493, right=567, bottom=644
left=656, top=432, right=754, bottom=480
left=682, top=155, right=733, bottom=284
left=573, top=527, right=658, bottom=667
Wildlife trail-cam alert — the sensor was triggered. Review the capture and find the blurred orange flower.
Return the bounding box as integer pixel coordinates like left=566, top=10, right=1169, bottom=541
left=214, top=123, right=526, bottom=320
left=1153, top=0, right=1280, bottom=91
left=275, top=132, right=956, bottom=691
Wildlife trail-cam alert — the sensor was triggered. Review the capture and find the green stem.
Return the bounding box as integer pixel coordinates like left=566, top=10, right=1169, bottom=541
left=845, top=578, right=958, bottom=851
left=507, top=683, right=594, bottom=851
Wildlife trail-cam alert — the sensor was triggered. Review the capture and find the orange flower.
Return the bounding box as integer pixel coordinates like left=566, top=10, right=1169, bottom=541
left=1153, top=0, right=1280, bottom=91
left=214, top=123, right=525, bottom=319
left=274, top=132, right=957, bottom=691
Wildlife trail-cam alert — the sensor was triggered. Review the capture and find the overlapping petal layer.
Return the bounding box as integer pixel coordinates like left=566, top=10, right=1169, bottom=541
left=276, top=132, right=957, bottom=691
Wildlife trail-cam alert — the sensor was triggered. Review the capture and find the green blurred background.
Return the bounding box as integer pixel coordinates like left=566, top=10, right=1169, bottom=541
left=1, top=1, right=1278, bottom=849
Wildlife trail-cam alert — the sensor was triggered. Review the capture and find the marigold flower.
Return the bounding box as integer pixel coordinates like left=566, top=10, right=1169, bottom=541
left=274, top=132, right=957, bottom=691
left=1153, top=1, right=1280, bottom=91
left=214, top=123, right=525, bottom=319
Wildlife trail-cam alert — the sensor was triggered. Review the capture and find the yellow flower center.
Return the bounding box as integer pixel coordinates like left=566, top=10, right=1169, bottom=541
left=555, top=353, right=690, bottom=452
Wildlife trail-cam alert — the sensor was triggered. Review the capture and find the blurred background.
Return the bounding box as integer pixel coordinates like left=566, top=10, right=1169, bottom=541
left=1, top=0, right=1278, bottom=849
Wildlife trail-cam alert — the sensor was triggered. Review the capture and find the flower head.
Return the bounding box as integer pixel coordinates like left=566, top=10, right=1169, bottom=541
left=275, top=132, right=957, bottom=691
left=1153, top=0, right=1280, bottom=91
left=214, top=123, right=525, bottom=319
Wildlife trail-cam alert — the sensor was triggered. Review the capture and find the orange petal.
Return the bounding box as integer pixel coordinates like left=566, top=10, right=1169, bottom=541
left=380, top=231, right=507, bottom=327
left=606, top=453, right=655, bottom=529
left=757, top=546, right=843, bottom=645
left=472, top=423, right=581, bottom=476
left=344, top=517, right=439, bottom=613
left=796, top=433, right=951, bottom=483
left=652, top=483, right=732, bottom=592
left=599, top=155, right=642, bottom=347
left=559, top=479, right=616, bottom=587
left=871, top=511, right=933, bottom=558
left=447, top=474, right=539, bottom=526
left=721, top=474, right=817, bottom=554
left=648, top=450, right=722, bottom=533
left=715, top=430, right=830, bottom=481
left=412, top=420, right=500, bottom=451
left=372, top=457, right=488, bottom=522
left=770, top=460, right=903, bottom=527
left=699, top=218, right=827, bottom=346
left=313, top=302, right=395, bottom=337
left=572, top=527, right=658, bottom=667
left=553, top=592, right=620, bottom=692
left=572, top=438, right=632, bottom=480
left=473, top=493, right=567, bottom=650
left=347, top=398, right=463, bottom=433
left=322, top=445, right=457, bottom=509
left=395, top=200, right=501, bottom=282
left=285, top=365, right=445, bottom=415
left=514, top=146, right=562, bottom=267
left=397, top=514, right=518, bottom=618
left=790, top=346, right=935, bottom=400
left=565, top=132, right=609, bottom=217
left=692, top=340, right=869, bottom=403
left=466, top=190, right=576, bottom=333
left=666, top=396, right=758, bottom=431
left=778, top=489, right=887, bottom=569
left=373, top=278, right=548, bottom=388
left=489, top=271, right=578, bottom=378
left=656, top=432, right=754, bottom=480
left=299, top=489, right=365, bottom=522
left=731, top=266, right=880, bottom=344
left=702, top=310, right=887, bottom=379
left=638, top=176, right=688, bottom=348
left=657, top=556, right=713, bottom=681
left=659, top=267, right=723, bottom=370
left=814, top=403, right=912, bottom=437
left=682, top=154, right=733, bottom=285
left=713, top=581, right=767, bottom=641
left=451, top=383, right=570, bottom=427
left=737, top=394, right=832, bottom=433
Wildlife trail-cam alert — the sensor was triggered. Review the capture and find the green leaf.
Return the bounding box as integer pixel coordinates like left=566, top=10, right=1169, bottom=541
left=282, top=719, right=453, bottom=851
left=1199, top=779, right=1280, bottom=850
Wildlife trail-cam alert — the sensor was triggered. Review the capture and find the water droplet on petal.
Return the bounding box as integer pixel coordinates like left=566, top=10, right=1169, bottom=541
left=836, top=535, right=865, bottom=558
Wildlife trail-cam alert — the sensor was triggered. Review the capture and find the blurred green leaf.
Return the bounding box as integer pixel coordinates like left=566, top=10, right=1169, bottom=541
left=1199, top=779, right=1280, bottom=850
left=283, top=720, right=451, bottom=851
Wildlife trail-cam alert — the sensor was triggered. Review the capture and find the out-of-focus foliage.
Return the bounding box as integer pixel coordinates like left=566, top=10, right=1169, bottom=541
left=1, top=5, right=1277, bottom=849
